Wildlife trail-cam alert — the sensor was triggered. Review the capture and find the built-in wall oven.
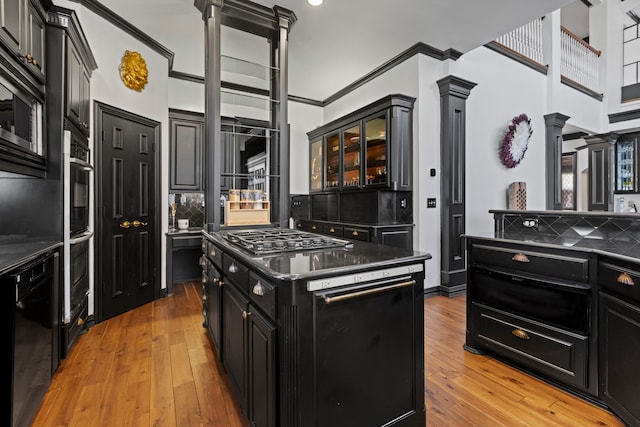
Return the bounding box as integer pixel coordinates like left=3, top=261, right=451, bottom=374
left=63, top=129, right=93, bottom=357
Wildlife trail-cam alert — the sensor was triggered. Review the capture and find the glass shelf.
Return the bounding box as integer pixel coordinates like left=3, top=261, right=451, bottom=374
left=616, top=139, right=636, bottom=192
left=221, top=55, right=277, bottom=91
left=221, top=89, right=278, bottom=111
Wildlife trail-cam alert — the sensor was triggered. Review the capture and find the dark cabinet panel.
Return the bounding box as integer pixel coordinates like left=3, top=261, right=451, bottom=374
left=65, top=40, right=91, bottom=135
left=169, top=111, right=203, bottom=191
left=599, top=292, right=640, bottom=427
left=247, top=307, right=276, bottom=427
left=0, top=0, right=26, bottom=55
left=585, top=136, right=615, bottom=211
left=26, top=0, right=46, bottom=83
left=223, top=282, right=248, bottom=410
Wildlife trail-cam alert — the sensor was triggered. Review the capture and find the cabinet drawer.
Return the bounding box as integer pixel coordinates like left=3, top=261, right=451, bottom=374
left=471, top=243, right=589, bottom=282
left=472, top=303, right=588, bottom=390
left=343, top=226, right=370, bottom=242
left=204, top=239, right=223, bottom=269
left=249, top=271, right=276, bottom=319
left=599, top=259, right=640, bottom=304
left=223, top=254, right=250, bottom=294
left=172, top=236, right=201, bottom=248
left=322, top=225, right=343, bottom=237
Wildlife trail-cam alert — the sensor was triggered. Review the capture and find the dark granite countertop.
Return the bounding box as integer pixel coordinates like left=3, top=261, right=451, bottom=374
left=463, top=231, right=640, bottom=264
left=203, top=230, right=431, bottom=281
left=0, top=236, right=62, bottom=275
left=166, top=227, right=205, bottom=236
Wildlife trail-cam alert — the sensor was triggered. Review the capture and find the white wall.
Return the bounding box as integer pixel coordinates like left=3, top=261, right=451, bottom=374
left=454, top=47, right=549, bottom=235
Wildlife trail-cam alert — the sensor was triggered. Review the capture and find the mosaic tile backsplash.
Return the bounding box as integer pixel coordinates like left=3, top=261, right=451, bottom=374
left=170, top=193, right=205, bottom=228
left=495, top=211, right=640, bottom=243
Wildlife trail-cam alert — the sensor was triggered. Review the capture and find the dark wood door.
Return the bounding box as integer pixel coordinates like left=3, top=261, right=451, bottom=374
left=96, top=102, right=159, bottom=322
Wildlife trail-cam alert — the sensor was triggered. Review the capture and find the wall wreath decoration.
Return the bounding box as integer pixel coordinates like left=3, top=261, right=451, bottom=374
left=500, top=113, right=532, bottom=168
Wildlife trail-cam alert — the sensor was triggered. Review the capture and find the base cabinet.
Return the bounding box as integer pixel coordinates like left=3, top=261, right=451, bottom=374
left=599, top=292, right=640, bottom=427
left=296, top=220, right=413, bottom=250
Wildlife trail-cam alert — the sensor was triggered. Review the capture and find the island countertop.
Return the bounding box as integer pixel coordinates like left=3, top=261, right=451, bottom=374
left=203, top=230, right=431, bottom=281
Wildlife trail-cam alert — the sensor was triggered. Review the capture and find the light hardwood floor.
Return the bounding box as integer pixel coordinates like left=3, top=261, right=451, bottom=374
left=31, top=282, right=625, bottom=426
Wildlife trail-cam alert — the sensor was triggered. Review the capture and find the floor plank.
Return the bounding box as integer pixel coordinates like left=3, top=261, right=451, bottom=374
left=30, top=284, right=624, bottom=426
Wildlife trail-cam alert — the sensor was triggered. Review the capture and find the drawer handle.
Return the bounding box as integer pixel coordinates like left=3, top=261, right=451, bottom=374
left=210, top=249, right=217, bottom=257
left=329, top=227, right=335, bottom=233
left=323, top=280, right=415, bottom=304
left=199, top=256, right=206, bottom=266
left=512, top=329, right=530, bottom=340
left=352, top=230, right=359, bottom=236
left=297, top=223, right=302, bottom=228
left=228, top=262, right=238, bottom=273
left=253, top=282, right=265, bottom=296
left=617, top=272, right=635, bottom=286
left=511, top=253, right=530, bottom=263
left=213, top=277, right=219, bottom=283
left=312, top=225, right=317, bottom=230
left=242, top=310, right=251, bottom=320
left=201, top=241, right=206, bottom=250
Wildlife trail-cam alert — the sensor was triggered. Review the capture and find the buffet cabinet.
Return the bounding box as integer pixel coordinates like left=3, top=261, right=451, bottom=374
left=308, top=94, right=415, bottom=193
left=464, top=239, right=597, bottom=396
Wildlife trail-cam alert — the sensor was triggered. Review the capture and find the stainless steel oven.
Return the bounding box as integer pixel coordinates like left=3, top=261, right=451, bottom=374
left=67, top=131, right=92, bottom=236
left=62, top=129, right=93, bottom=357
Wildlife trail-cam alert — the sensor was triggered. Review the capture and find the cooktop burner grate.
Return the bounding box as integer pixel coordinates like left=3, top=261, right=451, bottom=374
left=222, top=228, right=352, bottom=255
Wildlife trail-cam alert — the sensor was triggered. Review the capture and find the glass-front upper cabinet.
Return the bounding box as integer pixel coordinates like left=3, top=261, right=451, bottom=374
left=310, top=138, right=323, bottom=191
left=342, top=124, right=361, bottom=188
left=325, top=133, right=340, bottom=189
left=616, top=138, right=637, bottom=192
left=364, top=113, right=388, bottom=186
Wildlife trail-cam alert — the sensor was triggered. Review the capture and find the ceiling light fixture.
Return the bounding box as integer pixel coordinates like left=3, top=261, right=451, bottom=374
left=308, top=0, right=323, bottom=6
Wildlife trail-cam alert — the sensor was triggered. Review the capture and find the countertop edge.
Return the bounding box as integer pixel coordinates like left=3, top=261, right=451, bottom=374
left=462, top=233, right=640, bottom=264
left=0, top=241, right=63, bottom=275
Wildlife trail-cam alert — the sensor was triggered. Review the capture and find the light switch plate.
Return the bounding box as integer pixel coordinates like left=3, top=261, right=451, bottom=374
left=427, top=198, right=436, bottom=208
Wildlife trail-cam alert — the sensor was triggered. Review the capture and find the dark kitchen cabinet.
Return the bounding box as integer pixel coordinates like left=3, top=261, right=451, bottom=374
left=296, top=219, right=414, bottom=250
left=308, top=94, right=415, bottom=193
left=65, top=39, right=91, bottom=136
left=599, top=257, right=640, bottom=427
left=166, top=232, right=202, bottom=293
left=464, top=238, right=597, bottom=396
left=0, top=0, right=46, bottom=83
left=169, top=110, right=203, bottom=191
left=202, top=239, right=223, bottom=356
left=214, top=249, right=276, bottom=427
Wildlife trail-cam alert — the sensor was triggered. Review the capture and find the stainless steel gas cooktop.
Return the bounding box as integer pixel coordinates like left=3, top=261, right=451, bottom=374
left=221, top=228, right=352, bottom=255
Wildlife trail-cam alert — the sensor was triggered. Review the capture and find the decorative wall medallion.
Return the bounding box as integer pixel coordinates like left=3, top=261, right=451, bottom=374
left=119, top=50, right=149, bottom=92
left=500, top=113, right=532, bottom=168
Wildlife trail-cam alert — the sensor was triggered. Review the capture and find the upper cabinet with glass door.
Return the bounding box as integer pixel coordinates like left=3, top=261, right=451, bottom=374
left=615, top=136, right=638, bottom=193
left=307, top=94, right=415, bottom=193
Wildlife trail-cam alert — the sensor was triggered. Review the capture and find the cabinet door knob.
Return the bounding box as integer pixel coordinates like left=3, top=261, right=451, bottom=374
left=617, top=272, right=635, bottom=286
left=119, top=220, right=131, bottom=228
left=242, top=310, right=251, bottom=320
left=511, top=329, right=530, bottom=340
left=511, top=253, right=530, bottom=263
left=132, top=219, right=147, bottom=227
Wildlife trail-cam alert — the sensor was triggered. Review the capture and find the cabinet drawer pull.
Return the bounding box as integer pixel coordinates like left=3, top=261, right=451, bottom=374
left=352, top=230, right=359, bottom=236
left=311, top=225, right=317, bottom=230
left=297, top=223, right=302, bottom=228
left=511, top=253, right=530, bottom=263
left=228, top=262, right=238, bottom=273
left=512, top=329, right=530, bottom=340
left=242, top=310, right=251, bottom=320
left=252, top=282, right=265, bottom=296
left=210, top=249, right=217, bottom=257
left=617, top=272, right=635, bottom=286
left=322, top=280, right=415, bottom=304
left=213, top=277, right=219, bottom=283
left=329, top=227, right=335, bottom=233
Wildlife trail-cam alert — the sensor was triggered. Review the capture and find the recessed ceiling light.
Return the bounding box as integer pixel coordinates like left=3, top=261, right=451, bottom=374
left=308, top=0, right=323, bottom=6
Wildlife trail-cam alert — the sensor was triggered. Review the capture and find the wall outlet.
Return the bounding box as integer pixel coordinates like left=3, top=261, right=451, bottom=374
left=523, top=218, right=538, bottom=228
left=427, top=198, right=437, bottom=208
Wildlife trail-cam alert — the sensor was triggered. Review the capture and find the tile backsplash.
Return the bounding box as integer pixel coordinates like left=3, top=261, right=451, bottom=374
left=169, top=193, right=205, bottom=228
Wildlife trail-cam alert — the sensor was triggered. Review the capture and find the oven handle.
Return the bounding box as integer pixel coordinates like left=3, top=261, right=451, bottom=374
left=70, top=230, right=94, bottom=245
left=322, top=280, right=415, bottom=304
left=70, top=157, right=93, bottom=171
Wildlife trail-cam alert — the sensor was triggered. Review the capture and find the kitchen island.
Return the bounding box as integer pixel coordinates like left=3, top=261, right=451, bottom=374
left=464, top=210, right=640, bottom=427
left=201, top=227, right=430, bottom=427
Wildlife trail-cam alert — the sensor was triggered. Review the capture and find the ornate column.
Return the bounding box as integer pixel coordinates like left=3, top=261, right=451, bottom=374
left=437, top=75, right=476, bottom=297
left=544, top=112, right=570, bottom=210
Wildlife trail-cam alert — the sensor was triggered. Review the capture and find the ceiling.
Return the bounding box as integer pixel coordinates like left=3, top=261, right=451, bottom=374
left=95, top=0, right=580, bottom=102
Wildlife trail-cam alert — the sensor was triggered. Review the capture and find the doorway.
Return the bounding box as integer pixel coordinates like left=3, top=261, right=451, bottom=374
left=94, top=102, right=161, bottom=322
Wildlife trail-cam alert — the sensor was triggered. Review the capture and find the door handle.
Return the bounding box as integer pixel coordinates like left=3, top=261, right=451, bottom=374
left=132, top=220, right=148, bottom=227
left=120, top=221, right=131, bottom=228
